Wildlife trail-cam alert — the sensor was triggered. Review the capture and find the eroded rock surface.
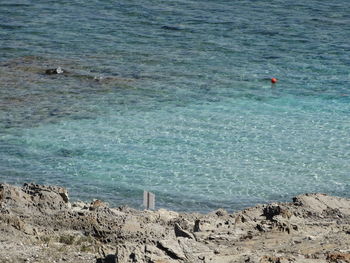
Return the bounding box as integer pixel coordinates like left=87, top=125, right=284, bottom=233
left=1, top=184, right=350, bottom=263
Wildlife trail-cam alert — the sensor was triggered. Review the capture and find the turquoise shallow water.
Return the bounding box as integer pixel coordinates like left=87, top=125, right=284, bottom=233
left=1, top=0, right=350, bottom=212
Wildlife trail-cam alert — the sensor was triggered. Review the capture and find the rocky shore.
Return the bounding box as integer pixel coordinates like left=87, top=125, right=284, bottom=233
left=0, top=183, right=349, bottom=263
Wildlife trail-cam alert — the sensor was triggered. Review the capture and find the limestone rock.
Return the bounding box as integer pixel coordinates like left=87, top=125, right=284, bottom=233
left=89, top=200, right=108, bottom=211
left=174, top=223, right=194, bottom=239
left=1, top=183, right=350, bottom=263
left=158, top=240, right=186, bottom=261
left=157, top=209, right=179, bottom=222
left=214, top=209, right=228, bottom=217
left=327, top=253, right=350, bottom=263
left=263, top=205, right=282, bottom=221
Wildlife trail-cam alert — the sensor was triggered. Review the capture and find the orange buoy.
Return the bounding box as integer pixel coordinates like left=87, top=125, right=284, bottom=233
left=271, top=78, right=278, bottom=84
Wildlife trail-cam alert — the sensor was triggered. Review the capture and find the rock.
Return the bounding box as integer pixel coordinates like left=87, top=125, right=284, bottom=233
left=157, top=240, right=186, bottom=260
left=214, top=209, right=228, bottom=217
left=1, top=183, right=28, bottom=202
left=45, top=67, right=64, bottom=75
left=21, top=183, right=70, bottom=211
left=260, top=255, right=292, bottom=263
left=178, top=237, right=213, bottom=261
left=1, top=184, right=350, bottom=263
left=256, top=223, right=271, bottom=232
left=234, top=214, right=247, bottom=224
left=121, top=216, right=142, bottom=234
left=89, top=200, right=108, bottom=211
left=96, top=254, right=118, bottom=263
left=157, top=209, right=179, bottom=222
left=174, top=223, right=194, bottom=239
left=94, top=76, right=103, bottom=81
left=59, top=191, right=69, bottom=203
left=263, top=205, right=282, bottom=221
left=114, top=243, right=147, bottom=262
left=327, top=253, right=350, bottom=263
left=161, top=25, right=182, bottom=31
left=72, top=201, right=88, bottom=209
left=193, top=219, right=201, bottom=232
left=1, top=183, right=68, bottom=212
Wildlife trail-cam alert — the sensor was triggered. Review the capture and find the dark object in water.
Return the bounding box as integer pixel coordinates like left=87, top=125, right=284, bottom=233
left=45, top=67, right=64, bottom=75
left=161, top=25, right=182, bottom=31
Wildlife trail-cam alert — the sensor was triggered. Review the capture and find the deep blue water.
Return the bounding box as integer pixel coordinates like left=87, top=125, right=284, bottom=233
left=1, top=0, right=349, bottom=212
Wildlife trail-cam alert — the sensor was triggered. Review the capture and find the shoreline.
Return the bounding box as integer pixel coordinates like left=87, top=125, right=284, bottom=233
left=1, top=183, right=350, bottom=263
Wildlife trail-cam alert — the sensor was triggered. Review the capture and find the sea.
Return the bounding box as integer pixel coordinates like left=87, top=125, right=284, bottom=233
left=0, top=0, right=349, bottom=212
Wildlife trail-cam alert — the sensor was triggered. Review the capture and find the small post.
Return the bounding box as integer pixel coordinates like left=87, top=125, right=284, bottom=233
left=148, top=192, right=155, bottom=210
left=143, top=190, right=155, bottom=210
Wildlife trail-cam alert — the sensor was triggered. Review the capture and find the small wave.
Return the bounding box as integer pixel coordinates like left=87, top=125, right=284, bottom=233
left=161, top=25, right=183, bottom=31
left=0, top=24, right=23, bottom=30
left=1, top=3, right=31, bottom=7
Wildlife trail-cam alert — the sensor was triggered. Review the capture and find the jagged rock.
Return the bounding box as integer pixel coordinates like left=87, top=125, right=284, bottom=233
left=157, top=209, right=179, bottom=222
left=174, top=223, right=194, bottom=239
left=260, top=255, right=293, bottom=263
left=115, top=244, right=130, bottom=262
left=121, top=216, right=142, bottom=234
left=214, top=209, right=228, bottom=217
left=22, top=183, right=70, bottom=211
left=263, top=205, right=282, bottom=221
left=256, top=223, right=271, bottom=232
left=327, top=253, right=350, bottom=263
left=114, top=243, right=147, bottom=262
left=1, top=183, right=350, bottom=262
left=145, top=245, right=170, bottom=262
left=235, top=214, right=247, bottom=224
left=178, top=237, right=213, bottom=261
left=193, top=219, right=201, bottom=232
left=96, top=254, right=116, bottom=263
left=158, top=240, right=186, bottom=260
left=293, top=194, right=327, bottom=209
left=0, top=183, right=70, bottom=212
left=72, top=200, right=88, bottom=210
left=89, top=200, right=108, bottom=211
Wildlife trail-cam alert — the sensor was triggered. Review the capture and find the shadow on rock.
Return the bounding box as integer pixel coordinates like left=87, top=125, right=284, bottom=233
left=96, top=254, right=116, bottom=263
